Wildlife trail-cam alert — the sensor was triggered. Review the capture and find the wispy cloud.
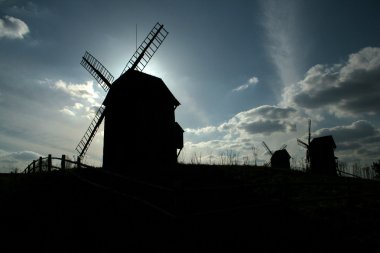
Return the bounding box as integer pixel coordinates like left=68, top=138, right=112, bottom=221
left=260, top=0, right=300, bottom=90
left=54, top=80, right=100, bottom=105
left=185, top=126, right=218, bottom=135
left=0, top=15, right=29, bottom=39
left=59, top=107, right=76, bottom=116
left=233, top=76, right=259, bottom=92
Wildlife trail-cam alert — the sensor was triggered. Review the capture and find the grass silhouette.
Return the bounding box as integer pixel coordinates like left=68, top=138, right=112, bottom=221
left=1, top=164, right=380, bottom=252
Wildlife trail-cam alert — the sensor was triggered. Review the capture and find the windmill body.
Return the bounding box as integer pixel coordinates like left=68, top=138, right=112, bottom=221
left=271, top=149, right=291, bottom=169
left=75, top=23, right=183, bottom=171
left=309, top=135, right=337, bottom=176
left=297, top=120, right=337, bottom=175
left=102, top=69, right=183, bottom=170
left=262, top=141, right=290, bottom=169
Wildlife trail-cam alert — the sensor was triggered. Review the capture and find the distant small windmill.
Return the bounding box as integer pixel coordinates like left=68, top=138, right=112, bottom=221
left=297, top=119, right=311, bottom=169
left=75, top=22, right=184, bottom=171
left=297, top=119, right=337, bottom=175
left=262, top=141, right=290, bottom=169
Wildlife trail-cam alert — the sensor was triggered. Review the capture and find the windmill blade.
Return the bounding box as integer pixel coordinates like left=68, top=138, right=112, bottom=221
left=297, top=138, right=309, bottom=149
left=121, top=22, right=169, bottom=74
left=279, top=144, right=287, bottom=150
left=81, top=51, right=114, bottom=92
left=262, top=141, right=273, bottom=156
left=75, top=105, right=106, bottom=158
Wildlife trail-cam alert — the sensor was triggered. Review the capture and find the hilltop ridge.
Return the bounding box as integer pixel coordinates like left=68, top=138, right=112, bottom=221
left=1, top=164, right=380, bottom=252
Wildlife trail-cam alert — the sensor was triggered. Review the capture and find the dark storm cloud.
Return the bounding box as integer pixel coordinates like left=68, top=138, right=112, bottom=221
left=240, top=119, right=292, bottom=136
left=313, top=120, right=380, bottom=162
left=314, top=120, right=378, bottom=143
left=284, top=47, right=380, bottom=117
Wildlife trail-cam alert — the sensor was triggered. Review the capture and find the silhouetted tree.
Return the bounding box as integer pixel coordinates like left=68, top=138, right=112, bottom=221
left=372, top=160, right=380, bottom=179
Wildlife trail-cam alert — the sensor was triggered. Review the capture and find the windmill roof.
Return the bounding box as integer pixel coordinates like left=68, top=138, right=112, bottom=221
left=272, top=149, right=291, bottom=159
left=310, top=135, right=336, bottom=149
left=105, top=69, right=180, bottom=107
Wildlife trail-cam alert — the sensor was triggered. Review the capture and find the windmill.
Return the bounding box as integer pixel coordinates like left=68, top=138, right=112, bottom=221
left=262, top=141, right=290, bottom=169
left=75, top=22, right=184, bottom=171
left=297, top=119, right=311, bottom=169
left=297, top=119, right=337, bottom=175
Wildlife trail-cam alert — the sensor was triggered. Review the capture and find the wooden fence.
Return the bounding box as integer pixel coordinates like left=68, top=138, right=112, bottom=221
left=23, top=154, right=94, bottom=174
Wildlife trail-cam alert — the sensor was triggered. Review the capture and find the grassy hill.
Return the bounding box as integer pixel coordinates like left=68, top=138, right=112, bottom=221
left=1, top=164, right=380, bottom=252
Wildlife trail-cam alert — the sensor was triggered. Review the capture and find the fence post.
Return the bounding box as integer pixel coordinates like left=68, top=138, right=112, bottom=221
left=77, top=156, right=81, bottom=169
left=61, top=154, right=66, bottom=170
left=47, top=154, right=52, bottom=172
left=32, top=160, right=36, bottom=173
left=39, top=157, right=42, bottom=172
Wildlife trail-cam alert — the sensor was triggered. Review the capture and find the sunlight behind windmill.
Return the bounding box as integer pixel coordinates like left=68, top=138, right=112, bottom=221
left=75, top=22, right=183, bottom=171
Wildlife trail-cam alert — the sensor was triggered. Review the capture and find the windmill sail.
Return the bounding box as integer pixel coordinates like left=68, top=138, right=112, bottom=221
left=75, top=105, right=106, bottom=158
left=81, top=51, right=114, bottom=92
left=262, top=141, right=273, bottom=156
left=297, top=139, right=308, bottom=149
left=121, top=22, right=169, bottom=74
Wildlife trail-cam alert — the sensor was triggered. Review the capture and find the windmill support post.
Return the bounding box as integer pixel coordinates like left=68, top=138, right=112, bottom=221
left=48, top=154, right=52, bottom=172
left=77, top=156, right=81, bottom=169
left=39, top=157, right=42, bottom=172
left=61, top=154, right=66, bottom=170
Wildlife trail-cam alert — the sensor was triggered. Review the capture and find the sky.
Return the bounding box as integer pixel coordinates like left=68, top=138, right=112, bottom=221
left=1, top=0, right=380, bottom=172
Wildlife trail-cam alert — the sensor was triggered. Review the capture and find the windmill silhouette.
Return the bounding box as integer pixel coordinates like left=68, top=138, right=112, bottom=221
left=262, top=141, right=290, bottom=169
left=297, top=119, right=311, bottom=170
left=75, top=23, right=183, bottom=171
left=297, top=119, right=337, bottom=175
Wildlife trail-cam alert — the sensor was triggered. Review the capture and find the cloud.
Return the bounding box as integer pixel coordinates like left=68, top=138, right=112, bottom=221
left=54, top=80, right=100, bottom=105
left=233, top=76, right=259, bottom=92
left=0, top=15, right=29, bottom=39
left=59, top=107, right=76, bottom=116
left=314, top=120, right=378, bottom=143
left=226, top=105, right=297, bottom=136
left=54, top=83, right=103, bottom=119
left=312, top=120, right=380, bottom=162
left=185, top=126, right=217, bottom=135
left=186, top=105, right=298, bottom=138
left=73, top=103, right=84, bottom=110
left=283, top=47, right=380, bottom=118
left=0, top=149, right=43, bottom=172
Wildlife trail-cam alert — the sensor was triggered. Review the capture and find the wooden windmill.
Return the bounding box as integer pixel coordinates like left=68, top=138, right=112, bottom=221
left=297, top=119, right=337, bottom=175
left=262, top=141, right=290, bottom=169
left=75, top=22, right=184, bottom=171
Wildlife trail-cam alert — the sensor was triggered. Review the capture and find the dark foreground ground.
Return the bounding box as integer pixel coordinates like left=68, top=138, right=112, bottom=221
left=1, top=164, right=380, bottom=252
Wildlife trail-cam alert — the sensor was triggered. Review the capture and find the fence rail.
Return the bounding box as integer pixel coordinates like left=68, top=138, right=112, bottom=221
left=22, top=154, right=94, bottom=174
